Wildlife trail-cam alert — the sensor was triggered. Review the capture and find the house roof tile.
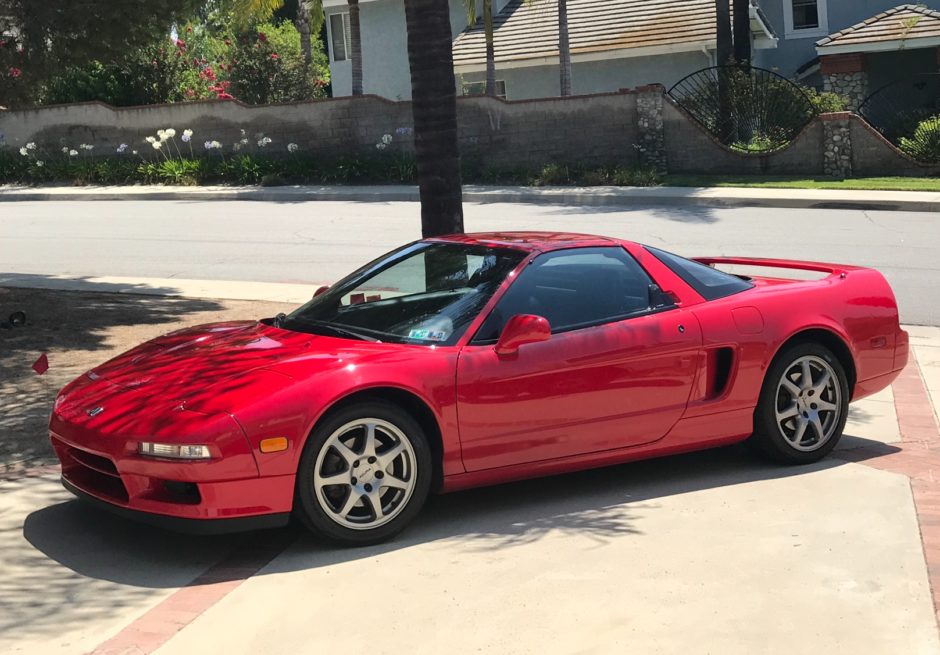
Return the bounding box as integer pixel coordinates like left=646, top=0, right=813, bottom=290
left=452, top=0, right=759, bottom=67
left=816, top=4, right=940, bottom=50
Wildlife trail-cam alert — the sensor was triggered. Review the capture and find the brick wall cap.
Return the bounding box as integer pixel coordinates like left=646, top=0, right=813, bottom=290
left=819, top=111, right=856, bottom=121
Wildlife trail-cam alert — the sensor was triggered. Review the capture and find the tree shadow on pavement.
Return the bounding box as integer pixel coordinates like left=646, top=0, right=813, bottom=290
left=12, top=435, right=904, bottom=644
left=0, top=282, right=235, bottom=467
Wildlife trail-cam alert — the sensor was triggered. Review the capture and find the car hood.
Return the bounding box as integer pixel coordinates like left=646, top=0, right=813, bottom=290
left=87, top=321, right=312, bottom=397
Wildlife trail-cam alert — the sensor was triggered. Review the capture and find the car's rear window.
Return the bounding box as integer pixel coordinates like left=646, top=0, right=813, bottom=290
left=645, top=246, right=753, bottom=301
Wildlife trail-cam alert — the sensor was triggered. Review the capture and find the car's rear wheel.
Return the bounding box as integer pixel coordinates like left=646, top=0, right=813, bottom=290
left=751, top=342, right=849, bottom=464
left=295, top=400, right=431, bottom=545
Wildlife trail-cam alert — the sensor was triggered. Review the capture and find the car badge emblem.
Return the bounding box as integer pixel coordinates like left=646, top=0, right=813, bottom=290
left=86, top=406, right=104, bottom=418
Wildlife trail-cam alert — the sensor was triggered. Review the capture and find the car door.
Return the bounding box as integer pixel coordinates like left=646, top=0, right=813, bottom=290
left=455, top=247, right=702, bottom=471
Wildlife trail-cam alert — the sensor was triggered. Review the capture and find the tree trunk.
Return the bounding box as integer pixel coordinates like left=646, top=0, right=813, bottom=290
left=715, top=0, right=734, bottom=143
left=484, top=0, right=497, bottom=96
left=558, top=0, right=572, bottom=96
left=349, top=0, right=363, bottom=95
left=715, top=0, right=733, bottom=66
left=404, top=0, right=464, bottom=237
left=296, top=1, right=313, bottom=70
left=732, top=0, right=751, bottom=63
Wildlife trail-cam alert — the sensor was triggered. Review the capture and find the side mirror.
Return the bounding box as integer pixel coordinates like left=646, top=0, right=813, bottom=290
left=313, top=285, right=330, bottom=298
left=649, top=284, right=678, bottom=310
left=495, top=314, right=551, bottom=357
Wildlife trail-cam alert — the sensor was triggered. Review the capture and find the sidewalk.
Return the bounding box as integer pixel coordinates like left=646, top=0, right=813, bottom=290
left=2, top=183, right=940, bottom=212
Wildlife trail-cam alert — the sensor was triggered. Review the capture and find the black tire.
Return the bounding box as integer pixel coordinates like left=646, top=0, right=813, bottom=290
left=295, top=400, right=432, bottom=546
left=750, top=342, right=850, bottom=465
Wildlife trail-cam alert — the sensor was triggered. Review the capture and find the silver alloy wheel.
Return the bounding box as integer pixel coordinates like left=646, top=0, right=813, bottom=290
left=774, top=355, right=843, bottom=452
left=313, top=418, right=418, bottom=530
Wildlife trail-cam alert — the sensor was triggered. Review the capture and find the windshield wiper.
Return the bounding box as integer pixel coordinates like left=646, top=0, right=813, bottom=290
left=296, top=319, right=381, bottom=342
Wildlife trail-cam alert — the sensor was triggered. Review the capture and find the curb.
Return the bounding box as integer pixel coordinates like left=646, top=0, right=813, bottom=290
left=2, top=185, right=939, bottom=212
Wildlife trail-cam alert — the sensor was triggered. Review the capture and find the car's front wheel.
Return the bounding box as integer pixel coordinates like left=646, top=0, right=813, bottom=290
left=751, top=342, right=850, bottom=464
left=295, top=400, right=431, bottom=545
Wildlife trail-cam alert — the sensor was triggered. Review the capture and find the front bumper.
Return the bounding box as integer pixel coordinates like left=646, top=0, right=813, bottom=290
left=50, top=411, right=296, bottom=528
left=62, top=477, right=291, bottom=534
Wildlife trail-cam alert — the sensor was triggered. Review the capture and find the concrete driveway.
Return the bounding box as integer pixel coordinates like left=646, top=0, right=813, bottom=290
left=2, top=283, right=939, bottom=655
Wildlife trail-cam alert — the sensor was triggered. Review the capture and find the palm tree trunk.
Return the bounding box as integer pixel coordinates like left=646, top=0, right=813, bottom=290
left=484, top=0, right=497, bottom=96
left=349, top=0, right=363, bottom=95
left=403, top=0, right=464, bottom=237
left=716, top=0, right=733, bottom=143
left=732, top=0, right=751, bottom=63
left=296, top=1, right=312, bottom=70
left=558, top=0, right=572, bottom=96
left=715, top=0, right=732, bottom=66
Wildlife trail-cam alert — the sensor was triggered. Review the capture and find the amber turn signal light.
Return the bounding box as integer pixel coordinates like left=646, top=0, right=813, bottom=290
left=259, top=437, right=289, bottom=453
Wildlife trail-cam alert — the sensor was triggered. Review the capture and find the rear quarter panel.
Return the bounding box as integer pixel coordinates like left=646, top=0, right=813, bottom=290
left=689, top=267, right=902, bottom=415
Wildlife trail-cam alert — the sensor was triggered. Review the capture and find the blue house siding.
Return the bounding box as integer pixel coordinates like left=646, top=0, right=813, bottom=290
left=755, top=0, right=940, bottom=77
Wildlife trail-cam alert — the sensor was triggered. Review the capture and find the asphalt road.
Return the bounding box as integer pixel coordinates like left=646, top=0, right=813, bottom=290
left=1, top=199, right=938, bottom=325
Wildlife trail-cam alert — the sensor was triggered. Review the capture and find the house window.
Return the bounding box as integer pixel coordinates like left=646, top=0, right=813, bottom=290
left=461, top=80, right=508, bottom=100
left=792, top=0, right=818, bottom=29
left=783, top=0, right=828, bottom=38
left=329, top=13, right=351, bottom=62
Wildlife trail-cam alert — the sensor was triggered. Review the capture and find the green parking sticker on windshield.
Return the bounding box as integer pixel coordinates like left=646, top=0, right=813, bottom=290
left=408, top=329, right=448, bottom=341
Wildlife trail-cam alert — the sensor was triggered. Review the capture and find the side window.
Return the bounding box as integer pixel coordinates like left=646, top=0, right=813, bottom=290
left=473, top=247, right=659, bottom=343
left=329, top=13, right=351, bottom=62
left=645, top=246, right=754, bottom=301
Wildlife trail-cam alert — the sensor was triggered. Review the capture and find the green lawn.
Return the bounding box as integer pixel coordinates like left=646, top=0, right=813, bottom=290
left=663, top=175, right=940, bottom=192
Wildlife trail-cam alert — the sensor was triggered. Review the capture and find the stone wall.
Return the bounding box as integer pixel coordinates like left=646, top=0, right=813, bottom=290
left=823, top=71, right=869, bottom=111
left=0, top=91, right=934, bottom=177
left=822, top=114, right=853, bottom=178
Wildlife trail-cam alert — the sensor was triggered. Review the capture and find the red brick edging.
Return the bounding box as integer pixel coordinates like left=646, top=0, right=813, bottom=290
left=838, top=348, right=940, bottom=626
left=88, top=530, right=295, bottom=655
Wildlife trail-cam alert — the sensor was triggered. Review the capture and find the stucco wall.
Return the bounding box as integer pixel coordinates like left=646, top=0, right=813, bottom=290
left=457, top=93, right=639, bottom=166
left=662, top=99, right=825, bottom=174
left=1, top=92, right=933, bottom=177
left=0, top=93, right=639, bottom=167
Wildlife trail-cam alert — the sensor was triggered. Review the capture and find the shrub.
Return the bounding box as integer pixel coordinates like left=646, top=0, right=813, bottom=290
left=899, top=115, right=940, bottom=162
left=803, top=87, right=849, bottom=114
left=37, top=21, right=328, bottom=106
left=227, top=22, right=327, bottom=104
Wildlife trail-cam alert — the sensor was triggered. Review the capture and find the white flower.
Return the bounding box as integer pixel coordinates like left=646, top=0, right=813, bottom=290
left=376, top=143, right=387, bottom=150
left=69, top=149, right=78, bottom=156
left=145, top=136, right=156, bottom=144
left=381, top=134, right=393, bottom=145
left=183, top=129, right=193, bottom=138
left=152, top=141, right=163, bottom=150
left=19, top=147, right=27, bottom=156
left=79, top=143, right=93, bottom=150
left=26, top=142, right=36, bottom=150
left=287, top=143, right=299, bottom=152
left=165, top=128, right=176, bottom=138
left=257, top=136, right=272, bottom=147
left=240, top=138, right=248, bottom=145
left=211, top=140, right=222, bottom=149
left=61, top=147, right=69, bottom=154
left=157, top=129, right=167, bottom=140
left=116, top=143, right=128, bottom=153
left=240, top=129, right=247, bottom=137
left=132, top=150, right=138, bottom=155
left=35, top=161, right=44, bottom=167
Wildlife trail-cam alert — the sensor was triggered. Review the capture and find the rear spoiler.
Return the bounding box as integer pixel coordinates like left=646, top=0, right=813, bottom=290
left=693, top=256, right=863, bottom=277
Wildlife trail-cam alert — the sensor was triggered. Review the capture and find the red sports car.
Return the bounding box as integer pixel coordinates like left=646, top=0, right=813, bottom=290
left=50, top=232, right=908, bottom=544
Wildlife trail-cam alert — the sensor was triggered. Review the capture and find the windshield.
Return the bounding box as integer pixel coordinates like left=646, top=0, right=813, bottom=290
left=280, top=242, right=527, bottom=346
